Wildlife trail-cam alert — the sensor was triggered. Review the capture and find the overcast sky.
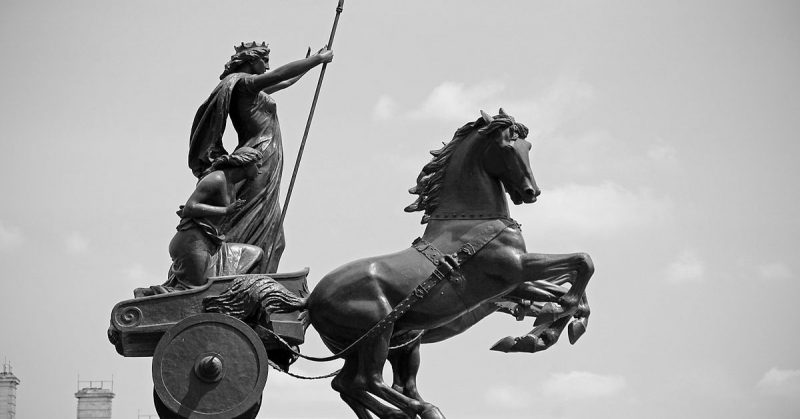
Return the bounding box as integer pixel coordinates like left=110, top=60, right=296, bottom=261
left=1, top=1, right=799, bottom=418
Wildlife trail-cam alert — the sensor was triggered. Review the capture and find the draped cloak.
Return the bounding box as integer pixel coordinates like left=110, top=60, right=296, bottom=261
left=188, top=73, right=285, bottom=273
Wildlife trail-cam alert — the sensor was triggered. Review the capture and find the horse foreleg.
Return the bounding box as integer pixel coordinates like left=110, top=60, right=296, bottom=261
left=568, top=294, right=590, bottom=344
left=490, top=254, right=594, bottom=354
left=494, top=292, right=591, bottom=352
left=507, top=273, right=573, bottom=302
left=490, top=314, right=572, bottom=353
left=519, top=253, right=594, bottom=324
left=497, top=276, right=573, bottom=320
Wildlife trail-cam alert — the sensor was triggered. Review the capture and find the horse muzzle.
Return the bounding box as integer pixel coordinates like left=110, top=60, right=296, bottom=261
left=508, top=186, right=539, bottom=205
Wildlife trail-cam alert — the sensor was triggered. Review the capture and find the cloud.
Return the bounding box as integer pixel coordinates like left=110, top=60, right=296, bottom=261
left=121, top=264, right=161, bottom=285
left=373, top=94, right=398, bottom=120
left=484, top=384, right=531, bottom=409
left=0, top=220, right=23, bottom=250
left=665, top=249, right=705, bottom=283
left=526, top=77, right=595, bottom=136
left=756, top=262, right=792, bottom=281
left=647, top=138, right=678, bottom=164
left=374, top=76, right=594, bottom=133
left=524, top=182, right=673, bottom=237
left=757, top=368, right=800, bottom=397
left=544, top=129, right=683, bottom=185
left=408, top=80, right=506, bottom=121
left=65, top=231, right=90, bottom=254
left=541, top=371, right=626, bottom=401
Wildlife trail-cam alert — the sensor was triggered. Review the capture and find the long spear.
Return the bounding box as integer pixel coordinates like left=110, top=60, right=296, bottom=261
left=266, top=0, right=344, bottom=270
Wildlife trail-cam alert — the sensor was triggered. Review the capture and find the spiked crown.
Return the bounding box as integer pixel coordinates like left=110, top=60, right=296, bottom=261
left=234, top=41, right=269, bottom=54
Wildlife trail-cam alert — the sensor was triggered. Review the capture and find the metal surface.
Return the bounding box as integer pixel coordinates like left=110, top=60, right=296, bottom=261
left=302, top=111, right=594, bottom=418
left=152, top=314, right=267, bottom=419
left=109, top=269, right=309, bottom=357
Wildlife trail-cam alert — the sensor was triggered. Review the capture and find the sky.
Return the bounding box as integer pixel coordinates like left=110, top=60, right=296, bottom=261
left=1, top=0, right=799, bottom=418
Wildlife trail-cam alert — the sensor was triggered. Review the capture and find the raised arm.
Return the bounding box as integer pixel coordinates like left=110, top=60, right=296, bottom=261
left=251, top=47, right=333, bottom=93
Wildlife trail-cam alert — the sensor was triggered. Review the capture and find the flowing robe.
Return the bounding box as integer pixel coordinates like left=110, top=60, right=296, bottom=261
left=189, top=73, right=285, bottom=273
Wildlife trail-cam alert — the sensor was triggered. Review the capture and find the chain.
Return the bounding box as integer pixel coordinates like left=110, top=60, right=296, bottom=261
left=263, top=329, right=422, bottom=381
left=266, top=359, right=341, bottom=380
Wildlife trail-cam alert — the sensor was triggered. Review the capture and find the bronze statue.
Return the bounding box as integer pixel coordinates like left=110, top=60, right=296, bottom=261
left=109, top=5, right=599, bottom=418
left=207, top=110, right=595, bottom=419
left=189, top=41, right=333, bottom=273
left=112, top=109, right=595, bottom=418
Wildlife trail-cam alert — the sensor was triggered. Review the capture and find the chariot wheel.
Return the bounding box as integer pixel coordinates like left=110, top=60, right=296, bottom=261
left=152, top=313, right=268, bottom=419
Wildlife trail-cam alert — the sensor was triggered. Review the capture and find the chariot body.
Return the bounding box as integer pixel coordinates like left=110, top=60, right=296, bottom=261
left=109, top=270, right=309, bottom=418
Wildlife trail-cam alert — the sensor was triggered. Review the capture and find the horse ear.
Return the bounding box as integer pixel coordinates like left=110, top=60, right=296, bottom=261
left=498, top=108, right=507, bottom=116
left=480, top=110, right=493, bottom=124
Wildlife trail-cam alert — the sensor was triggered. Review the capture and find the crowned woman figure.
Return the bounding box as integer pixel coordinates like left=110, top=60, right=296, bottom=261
left=189, top=41, right=333, bottom=273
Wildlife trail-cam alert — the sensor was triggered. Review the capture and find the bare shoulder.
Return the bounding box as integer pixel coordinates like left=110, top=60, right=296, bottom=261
left=196, top=171, right=227, bottom=191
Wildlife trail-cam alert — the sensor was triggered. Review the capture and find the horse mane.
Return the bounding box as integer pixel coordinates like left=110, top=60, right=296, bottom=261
left=405, top=114, right=529, bottom=223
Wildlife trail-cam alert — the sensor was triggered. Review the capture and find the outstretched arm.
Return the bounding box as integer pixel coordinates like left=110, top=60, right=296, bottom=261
left=261, top=73, right=305, bottom=95
left=251, top=47, right=333, bottom=93
left=262, top=48, right=312, bottom=94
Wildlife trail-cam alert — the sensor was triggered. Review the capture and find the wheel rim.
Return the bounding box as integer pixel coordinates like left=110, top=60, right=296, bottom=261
left=152, top=313, right=268, bottom=418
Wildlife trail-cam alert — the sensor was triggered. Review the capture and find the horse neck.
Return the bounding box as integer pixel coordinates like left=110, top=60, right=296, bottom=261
left=430, top=134, right=509, bottom=220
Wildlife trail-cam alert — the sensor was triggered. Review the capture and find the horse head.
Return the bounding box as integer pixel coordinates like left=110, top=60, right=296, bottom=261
left=479, top=109, right=540, bottom=205
left=406, top=109, right=539, bottom=223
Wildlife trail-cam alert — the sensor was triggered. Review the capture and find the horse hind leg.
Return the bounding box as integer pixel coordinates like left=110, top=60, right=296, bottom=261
left=388, top=336, right=426, bottom=403
left=340, top=393, right=374, bottom=419
left=332, top=353, right=407, bottom=419
left=361, top=330, right=445, bottom=419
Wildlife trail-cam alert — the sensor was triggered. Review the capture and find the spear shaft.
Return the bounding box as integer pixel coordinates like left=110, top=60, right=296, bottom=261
left=267, top=0, right=344, bottom=270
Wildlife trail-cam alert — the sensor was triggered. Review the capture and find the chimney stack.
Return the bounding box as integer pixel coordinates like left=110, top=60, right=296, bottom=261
left=0, top=361, right=20, bottom=419
left=75, top=378, right=114, bottom=419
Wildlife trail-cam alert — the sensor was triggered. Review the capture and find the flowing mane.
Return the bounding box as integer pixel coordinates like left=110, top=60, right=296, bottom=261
left=405, top=114, right=529, bottom=223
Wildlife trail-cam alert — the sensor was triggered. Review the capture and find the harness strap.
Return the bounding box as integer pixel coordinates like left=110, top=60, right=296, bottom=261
left=265, top=218, right=518, bottom=362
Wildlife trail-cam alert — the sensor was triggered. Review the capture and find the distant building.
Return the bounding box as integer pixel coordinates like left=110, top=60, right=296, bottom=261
left=0, top=362, right=20, bottom=419
left=75, top=380, right=114, bottom=419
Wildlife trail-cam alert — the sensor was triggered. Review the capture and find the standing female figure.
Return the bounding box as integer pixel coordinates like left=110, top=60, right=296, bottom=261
left=189, top=41, right=333, bottom=273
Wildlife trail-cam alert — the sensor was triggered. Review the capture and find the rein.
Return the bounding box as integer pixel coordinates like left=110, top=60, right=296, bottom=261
left=265, top=218, right=518, bottom=363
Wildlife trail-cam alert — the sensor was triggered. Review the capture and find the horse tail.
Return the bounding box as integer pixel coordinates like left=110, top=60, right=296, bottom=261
left=203, top=274, right=307, bottom=320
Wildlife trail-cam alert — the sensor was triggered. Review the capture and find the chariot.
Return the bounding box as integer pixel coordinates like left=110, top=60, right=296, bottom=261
left=108, top=269, right=310, bottom=418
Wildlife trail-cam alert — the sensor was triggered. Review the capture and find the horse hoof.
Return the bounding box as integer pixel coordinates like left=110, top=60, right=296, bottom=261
left=420, top=404, right=446, bottom=419
left=568, top=317, right=588, bottom=344
left=490, top=336, right=517, bottom=352
left=490, top=335, right=546, bottom=353
left=533, top=302, right=564, bottom=326
left=513, top=334, right=548, bottom=353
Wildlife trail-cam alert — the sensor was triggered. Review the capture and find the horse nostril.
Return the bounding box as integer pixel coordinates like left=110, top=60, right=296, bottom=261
left=524, top=188, right=536, bottom=197
left=533, top=189, right=541, bottom=197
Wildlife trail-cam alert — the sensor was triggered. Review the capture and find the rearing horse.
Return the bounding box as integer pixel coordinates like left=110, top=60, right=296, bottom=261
left=303, top=109, right=594, bottom=419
